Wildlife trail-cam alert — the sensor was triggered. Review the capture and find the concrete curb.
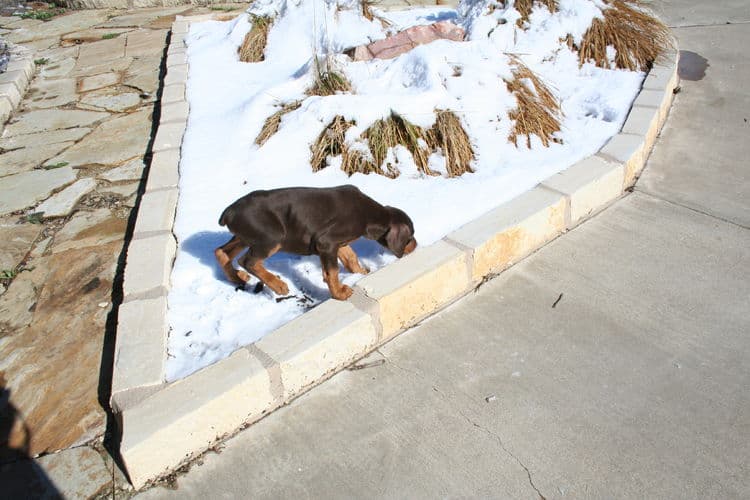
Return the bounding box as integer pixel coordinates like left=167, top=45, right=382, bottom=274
left=112, top=14, right=680, bottom=489
left=0, top=43, right=35, bottom=131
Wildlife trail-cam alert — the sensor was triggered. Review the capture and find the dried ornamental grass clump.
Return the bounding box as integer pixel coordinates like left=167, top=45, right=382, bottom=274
left=255, top=101, right=301, bottom=146
left=363, top=112, right=437, bottom=176
left=514, top=0, right=559, bottom=27
left=577, top=0, right=672, bottom=71
left=311, top=111, right=475, bottom=179
left=427, top=111, right=475, bottom=177
left=307, top=58, right=353, bottom=97
left=238, top=15, right=272, bottom=63
left=310, top=115, right=354, bottom=172
left=505, top=57, right=562, bottom=148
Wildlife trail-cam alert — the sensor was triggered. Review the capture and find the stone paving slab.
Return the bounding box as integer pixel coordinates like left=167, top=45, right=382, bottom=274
left=45, top=107, right=152, bottom=168
left=4, top=108, right=109, bottom=136
left=0, top=166, right=76, bottom=215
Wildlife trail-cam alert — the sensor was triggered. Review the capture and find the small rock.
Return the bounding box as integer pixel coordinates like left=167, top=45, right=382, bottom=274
left=485, top=395, right=497, bottom=403
left=35, top=178, right=97, bottom=218
left=98, top=301, right=108, bottom=308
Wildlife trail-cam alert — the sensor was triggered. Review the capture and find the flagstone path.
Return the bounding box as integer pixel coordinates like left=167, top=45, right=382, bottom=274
left=0, top=4, right=248, bottom=497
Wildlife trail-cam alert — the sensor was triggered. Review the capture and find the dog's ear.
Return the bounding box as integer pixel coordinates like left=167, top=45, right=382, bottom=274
left=385, top=222, right=413, bottom=258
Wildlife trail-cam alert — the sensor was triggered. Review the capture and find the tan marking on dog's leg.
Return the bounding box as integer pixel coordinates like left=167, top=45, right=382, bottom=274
left=215, top=236, right=248, bottom=285
left=244, top=244, right=289, bottom=296
left=337, top=245, right=369, bottom=275
left=321, top=256, right=353, bottom=300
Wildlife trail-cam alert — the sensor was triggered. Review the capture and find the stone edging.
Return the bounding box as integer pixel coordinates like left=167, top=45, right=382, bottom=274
left=0, top=43, right=35, bottom=129
left=111, top=14, right=680, bottom=489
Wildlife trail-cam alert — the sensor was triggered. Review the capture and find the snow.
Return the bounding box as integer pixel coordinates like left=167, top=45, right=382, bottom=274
left=166, top=0, right=645, bottom=381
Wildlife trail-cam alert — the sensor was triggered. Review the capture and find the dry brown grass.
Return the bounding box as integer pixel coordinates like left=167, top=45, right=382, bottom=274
left=238, top=15, right=272, bottom=63
left=310, top=116, right=354, bottom=172
left=363, top=112, right=438, bottom=177
left=578, top=0, right=672, bottom=71
left=307, top=59, right=352, bottom=97
left=310, top=111, right=475, bottom=178
left=515, top=0, right=558, bottom=27
left=427, top=111, right=475, bottom=177
left=255, top=101, right=301, bottom=146
left=505, top=56, right=562, bottom=148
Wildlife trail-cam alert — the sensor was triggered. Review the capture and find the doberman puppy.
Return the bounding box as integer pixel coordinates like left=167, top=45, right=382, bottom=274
left=215, top=185, right=417, bottom=300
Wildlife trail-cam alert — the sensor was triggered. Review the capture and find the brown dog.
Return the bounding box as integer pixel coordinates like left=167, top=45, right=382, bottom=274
left=215, top=185, right=417, bottom=300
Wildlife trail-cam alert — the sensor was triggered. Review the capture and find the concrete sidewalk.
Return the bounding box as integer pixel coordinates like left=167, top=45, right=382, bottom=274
left=136, top=1, right=750, bottom=498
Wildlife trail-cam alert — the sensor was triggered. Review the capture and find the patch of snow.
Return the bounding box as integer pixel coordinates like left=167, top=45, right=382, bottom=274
left=166, top=0, right=644, bottom=381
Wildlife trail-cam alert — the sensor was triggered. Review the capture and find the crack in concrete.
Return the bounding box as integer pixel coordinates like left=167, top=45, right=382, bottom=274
left=635, top=188, right=750, bottom=230
left=380, top=352, right=548, bottom=499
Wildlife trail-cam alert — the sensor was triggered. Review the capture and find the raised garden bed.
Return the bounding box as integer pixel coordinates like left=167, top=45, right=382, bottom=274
left=112, top=0, right=679, bottom=488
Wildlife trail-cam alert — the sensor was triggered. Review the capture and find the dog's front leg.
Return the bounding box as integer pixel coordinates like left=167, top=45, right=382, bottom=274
left=337, top=245, right=369, bottom=275
left=320, top=252, right=353, bottom=300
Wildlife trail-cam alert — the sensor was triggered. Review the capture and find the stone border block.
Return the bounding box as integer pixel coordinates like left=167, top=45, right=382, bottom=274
left=599, top=133, right=647, bottom=188
left=541, top=156, right=624, bottom=226
left=122, top=233, right=176, bottom=300
left=167, top=51, right=187, bottom=68
left=447, top=187, right=566, bottom=281
left=152, top=121, right=186, bottom=152
left=6, top=57, right=34, bottom=80
left=145, top=150, right=180, bottom=192
left=163, top=64, right=187, bottom=86
left=161, top=83, right=185, bottom=105
left=0, top=82, right=22, bottom=108
left=132, top=189, right=178, bottom=236
left=118, top=348, right=272, bottom=489
left=111, top=296, right=168, bottom=397
left=0, top=69, right=29, bottom=93
left=354, top=241, right=469, bottom=338
left=160, top=100, right=189, bottom=124
left=255, top=300, right=378, bottom=398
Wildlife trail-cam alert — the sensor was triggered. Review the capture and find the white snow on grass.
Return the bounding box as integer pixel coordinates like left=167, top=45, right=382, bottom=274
left=166, top=0, right=645, bottom=381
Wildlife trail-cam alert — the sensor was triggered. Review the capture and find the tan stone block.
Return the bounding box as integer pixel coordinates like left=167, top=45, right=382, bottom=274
left=255, top=300, right=377, bottom=397
left=112, top=296, right=167, bottom=395
left=132, top=188, right=178, bottom=236
left=160, top=100, right=189, bottom=124
left=542, top=156, right=624, bottom=226
left=78, top=72, right=120, bottom=92
left=599, top=133, right=647, bottom=188
left=0, top=96, right=11, bottom=124
left=146, top=149, right=180, bottom=192
left=166, top=50, right=187, bottom=67
left=621, top=104, right=661, bottom=156
left=122, top=233, right=176, bottom=299
left=6, top=58, right=34, bottom=80
left=118, top=348, right=272, bottom=489
left=125, top=29, right=168, bottom=58
left=355, top=240, right=469, bottom=338
left=161, top=83, right=185, bottom=104
left=171, top=21, right=189, bottom=34
left=447, top=187, right=566, bottom=281
left=152, top=121, right=186, bottom=152
left=0, top=82, right=22, bottom=108
left=163, top=63, right=188, bottom=86
left=0, top=69, right=29, bottom=93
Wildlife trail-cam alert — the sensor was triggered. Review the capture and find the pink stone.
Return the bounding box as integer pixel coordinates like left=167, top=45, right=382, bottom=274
left=352, top=21, right=465, bottom=61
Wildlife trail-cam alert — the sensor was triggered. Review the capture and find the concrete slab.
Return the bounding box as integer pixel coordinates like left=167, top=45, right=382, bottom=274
left=136, top=192, right=750, bottom=499
left=656, top=0, right=750, bottom=27
left=638, top=24, right=750, bottom=228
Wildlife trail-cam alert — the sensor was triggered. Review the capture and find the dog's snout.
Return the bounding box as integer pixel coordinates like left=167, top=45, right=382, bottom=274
left=404, top=238, right=417, bottom=256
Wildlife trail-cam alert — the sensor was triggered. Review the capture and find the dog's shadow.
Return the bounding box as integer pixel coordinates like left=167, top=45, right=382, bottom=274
left=179, top=231, right=386, bottom=302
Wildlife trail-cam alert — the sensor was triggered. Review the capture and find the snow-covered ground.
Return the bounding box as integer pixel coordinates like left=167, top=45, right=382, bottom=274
left=166, top=0, right=645, bottom=381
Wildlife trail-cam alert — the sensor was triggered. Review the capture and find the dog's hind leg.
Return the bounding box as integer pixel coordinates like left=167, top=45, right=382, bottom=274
left=215, top=236, right=250, bottom=285
left=337, top=245, right=369, bottom=275
left=238, top=244, right=290, bottom=296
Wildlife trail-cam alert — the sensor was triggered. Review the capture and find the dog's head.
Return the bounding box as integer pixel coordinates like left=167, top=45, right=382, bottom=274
left=378, top=206, right=417, bottom=258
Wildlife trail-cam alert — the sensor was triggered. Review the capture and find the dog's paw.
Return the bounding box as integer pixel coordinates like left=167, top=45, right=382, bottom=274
left=333, top=285, right=354, bottom=301
left=274, top=279, right=290, bottom=296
